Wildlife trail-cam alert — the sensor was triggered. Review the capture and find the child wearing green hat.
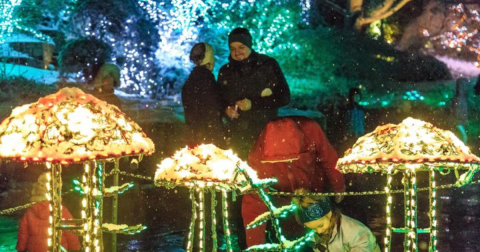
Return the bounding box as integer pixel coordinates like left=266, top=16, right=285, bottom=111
left=293, top=189, right=380, bottom=252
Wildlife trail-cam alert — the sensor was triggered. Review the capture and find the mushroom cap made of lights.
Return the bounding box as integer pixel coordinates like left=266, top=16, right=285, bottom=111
left=0, top=87, right=155, bottom=163
left=155, top=144, right=275, bottom=191
left=338, top=117, right=480, bottom=174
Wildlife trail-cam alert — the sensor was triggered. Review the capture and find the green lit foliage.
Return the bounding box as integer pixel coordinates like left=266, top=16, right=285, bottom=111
left=14, top=0, right=74, bottom=29
left=137, top=0, right=307, bottom=97
left=0, top=0, right=59, bottom=44
left=212, top=0, right=301, bottom=54
left=193, top=0, right=305, bottom=66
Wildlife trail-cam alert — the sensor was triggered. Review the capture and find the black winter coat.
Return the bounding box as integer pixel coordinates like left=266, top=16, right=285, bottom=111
left=182, top=66, right=225, bottom=148
left=217, top=51, right=290, bottom=151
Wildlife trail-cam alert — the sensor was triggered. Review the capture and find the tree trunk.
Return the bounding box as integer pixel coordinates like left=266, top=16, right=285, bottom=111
left=354, top=0, right=413, bottom=30
left=349, top=0, right=363, bottom=13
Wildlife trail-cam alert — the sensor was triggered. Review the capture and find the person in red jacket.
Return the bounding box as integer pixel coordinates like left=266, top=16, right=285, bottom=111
left=242, top=116, right=345, bottom=247
left=16, top=173, right=81, bottom=252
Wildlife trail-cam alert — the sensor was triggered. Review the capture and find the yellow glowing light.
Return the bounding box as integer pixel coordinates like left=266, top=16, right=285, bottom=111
left=338, top=118, right=480, bottom=173
left=155, top=144, right=262, bottom=188
left=0, top=87, right=154, bottom=163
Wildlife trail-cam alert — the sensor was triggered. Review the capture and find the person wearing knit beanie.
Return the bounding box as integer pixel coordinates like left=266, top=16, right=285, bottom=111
left=218, top=27, right=291, bottom=250
left=218, top=26, right=290, bottom=159
left=228, top=27, right=253, bottom=62
left=228, top=28, right=253, bottom=49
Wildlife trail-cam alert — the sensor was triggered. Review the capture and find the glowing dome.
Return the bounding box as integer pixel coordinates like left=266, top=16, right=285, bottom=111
left=338, top=117, right=480, bottom=173
left=155, top=144, right=273, bottom=189
left=0, top=87, right=154, bottom=163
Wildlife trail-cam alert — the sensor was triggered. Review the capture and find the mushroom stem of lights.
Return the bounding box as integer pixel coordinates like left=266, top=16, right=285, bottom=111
left=154, top=144, right=277, bottom=252
left=0, top=88, right=155, bottom=252
left=337, top=117, right=480, bottom=252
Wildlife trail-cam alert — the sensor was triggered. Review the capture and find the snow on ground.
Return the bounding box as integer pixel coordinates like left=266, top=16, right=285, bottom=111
left=0, top=63, right=60, bottom=84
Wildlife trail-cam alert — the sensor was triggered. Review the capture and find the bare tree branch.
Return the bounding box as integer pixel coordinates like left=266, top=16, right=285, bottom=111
left=349, top=0, right=363, bottom=13
left=370, top=0, right=396, bottom=17
left=355, top=0, right=414, bottom=29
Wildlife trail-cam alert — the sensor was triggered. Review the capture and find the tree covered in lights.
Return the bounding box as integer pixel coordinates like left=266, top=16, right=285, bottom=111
left=137, top=0, right=307, bottom=97
left=2, top=0, right=457, bottom=104
left=60, top=0, right=160, bottom=95
left=0, top=0, right=74, bottom=44
left=422, top=3, right=480, bottom=68
left=138, top=0, right=451, bottom=107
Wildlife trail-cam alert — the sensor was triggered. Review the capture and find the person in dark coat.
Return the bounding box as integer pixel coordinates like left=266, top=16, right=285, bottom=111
left=182, top=42, right=226, bottom=148
left=217, top=27, right=290, bottom=160
left=242, top=116, right=345, bottom=247
left=16, top=173, right=81, bottom=252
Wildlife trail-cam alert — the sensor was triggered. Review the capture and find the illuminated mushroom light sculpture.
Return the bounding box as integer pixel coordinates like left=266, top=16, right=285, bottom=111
left=155, top=144, right=277, bottom=252
left=0, top=87, right=155, bottom=252
left=337, top=117, right=480, bottom=252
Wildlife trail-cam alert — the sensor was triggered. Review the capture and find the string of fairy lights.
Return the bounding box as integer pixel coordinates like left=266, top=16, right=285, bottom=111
left=0, top=0, right=23, bottom=44
left=1, top=166, right=479, bottom=252
left=3, top=170, right=478, bottom=216
left=0, top=0, right=52, bottom=44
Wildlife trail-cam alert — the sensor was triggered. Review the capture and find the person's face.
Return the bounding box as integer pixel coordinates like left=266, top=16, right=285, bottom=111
left=303, top=211, right=333, bottom=235
left=229, top=42, right=251, bottom=61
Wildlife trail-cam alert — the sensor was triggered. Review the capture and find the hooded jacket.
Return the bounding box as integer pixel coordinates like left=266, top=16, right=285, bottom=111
left=182, top=66, right=225, bottom=148
left=217, top=51, right=290, bottom=142
left=16, top=201, right=81, bottom=252
left=249, top=116, right=344, bottom=192
left=242, top=116, right=345, bottom=246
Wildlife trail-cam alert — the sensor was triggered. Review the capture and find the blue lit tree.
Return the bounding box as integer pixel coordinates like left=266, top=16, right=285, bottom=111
left=61, top=0, right=159, bottom=95
left=138, top=0, right=310, bottom=97
left=0, top=0, right=76, bottom=46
